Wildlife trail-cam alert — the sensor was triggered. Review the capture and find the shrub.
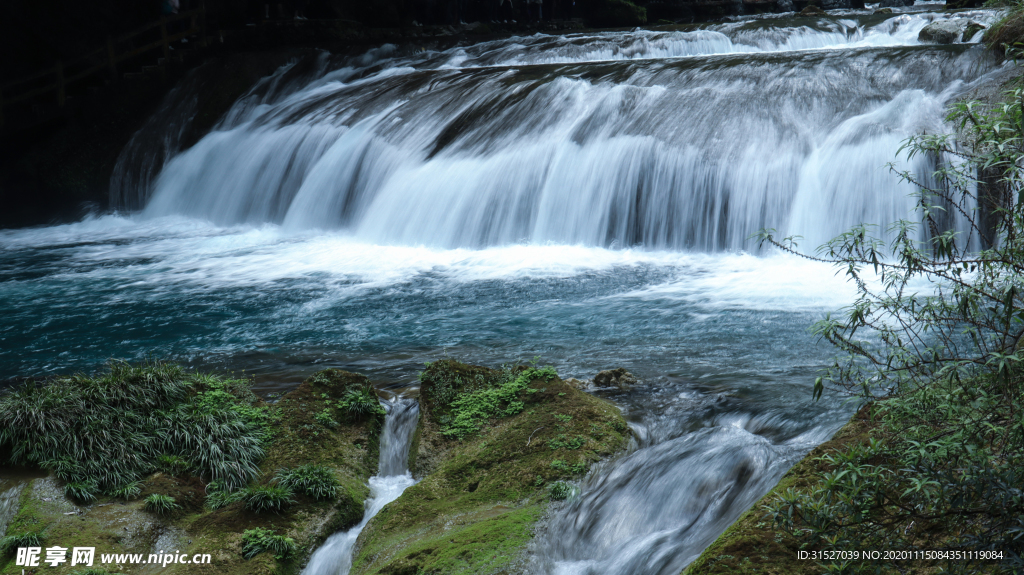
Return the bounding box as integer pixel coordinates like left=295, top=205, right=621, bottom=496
left=241, top=527, right=297, bottom=560
left=274, top=464, right=339, bottom=500
left=143, top=494, right=180, bottom=515
left=0, top=531, right=42, bottom=555
left=242, top=485, right=295, bottom=513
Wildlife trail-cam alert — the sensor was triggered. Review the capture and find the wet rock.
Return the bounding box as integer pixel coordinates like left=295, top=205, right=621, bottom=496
left=962, top=20, right=986, bottom=42
left=874, top=7, right=893, bottom=13
left=918, top=20, right=962, bottom=44
left=798, top=4, right=827, bottom=15
left=593, top=368, right=638, bottom=391
left=878, top=0, right=913, bottom=7
left=563, top=377, right=592, bottom=390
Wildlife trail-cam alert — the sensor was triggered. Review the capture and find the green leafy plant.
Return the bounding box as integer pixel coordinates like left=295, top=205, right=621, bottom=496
left=108, top=481, right=142, bottom=500
left=549, top=481, right=577, bottom=501
left=0, top=531, right=42, bottom=555
left=205, top=481, right=245, bottom=510
left=550, top=459, right=586, bottom=475
left=143, top=493, right=180, bottom=515
left=548, top=434, right=587, bottom=450
left=241, top=485, right=295, bottom=513
left=241, top=527, right=297, bottom=560
left=439, top=366, right=558, bottom=439
left=64, top=480, right=98, bottom=504
left=156, top=454, right=191, bottom=476
left=314, top=409, right=339, bottom=428
left=274, top=464, right=339, bottom=500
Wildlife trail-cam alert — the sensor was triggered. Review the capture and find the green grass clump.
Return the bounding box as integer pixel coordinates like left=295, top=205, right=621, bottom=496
left=70, top=570, right=118, bottom=575
left=241, top=527, right=297, bottom=560
left=0, top=531, right=42, bottom=555
left=242, top=484, right=295, bottom=513
left=143, top=493, right=180, bottom=515
left=109, top=481, right=142, bottom=500
left=275, top=464, right=339, bottom=500
left=0, top=361, right=269, bottom=492
left=64, top=480, right=99, bottom=504
left=337, top=386, right=385, bottom=420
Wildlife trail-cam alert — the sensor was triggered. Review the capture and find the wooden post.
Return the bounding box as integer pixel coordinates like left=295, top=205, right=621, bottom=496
left=106, top=36, right=118, bottom=80
left=55, top=61, right=65, bottom=107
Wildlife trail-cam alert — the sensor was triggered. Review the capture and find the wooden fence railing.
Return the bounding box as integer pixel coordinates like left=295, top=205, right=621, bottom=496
left=1, top=5, right=208, bottom=129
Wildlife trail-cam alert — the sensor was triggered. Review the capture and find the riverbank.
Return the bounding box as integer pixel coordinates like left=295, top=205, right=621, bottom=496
left=0, top=360, right=631, bottom=574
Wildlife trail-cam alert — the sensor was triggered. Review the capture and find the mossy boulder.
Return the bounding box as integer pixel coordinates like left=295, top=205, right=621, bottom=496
left=0, top=366, right=384, bottom=575
left=348, top=359, right=630, bottom=575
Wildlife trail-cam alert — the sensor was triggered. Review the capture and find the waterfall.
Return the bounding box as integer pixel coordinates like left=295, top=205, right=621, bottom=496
left=117, top=10, right=1001, bottom=252
left=302, top=397, right=419, bottom=575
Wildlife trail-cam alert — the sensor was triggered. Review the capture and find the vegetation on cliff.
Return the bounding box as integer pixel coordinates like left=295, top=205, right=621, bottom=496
left=349, top=358, right=631, bottom=575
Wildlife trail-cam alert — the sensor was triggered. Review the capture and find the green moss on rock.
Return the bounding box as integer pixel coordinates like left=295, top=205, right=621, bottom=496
left=349, top=359, right=630, bottom=575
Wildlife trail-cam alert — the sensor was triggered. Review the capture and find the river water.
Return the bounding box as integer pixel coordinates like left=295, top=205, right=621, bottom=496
left=0, top=3, right=1009, bottom=572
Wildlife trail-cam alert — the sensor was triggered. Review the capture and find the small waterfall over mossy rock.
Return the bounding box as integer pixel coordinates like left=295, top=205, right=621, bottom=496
left=302, top=398, right=419, bottom=575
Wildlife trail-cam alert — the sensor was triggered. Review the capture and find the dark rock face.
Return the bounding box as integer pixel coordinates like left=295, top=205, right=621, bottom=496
left=945, top=0, right=984, bottom=8
left=874, top=7, right=893, bottom=14
left=878, top=0, right=914, bottom=7
left=799, top=4, right=827, bottom=15
left=593, top=367, right=638, bottom=390
left=918, top=20, right=962, bottom=44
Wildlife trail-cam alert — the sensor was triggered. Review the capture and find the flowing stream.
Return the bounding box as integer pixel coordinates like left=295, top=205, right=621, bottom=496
left=303, top=398, right=419, bottom=575
left=0, top=3, right=1012, bottom=573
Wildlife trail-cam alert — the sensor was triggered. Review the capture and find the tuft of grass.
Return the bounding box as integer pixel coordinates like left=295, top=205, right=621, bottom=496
left=337, top=386, right=384, bottom=420
left=143, top=493, right=180, bottom=515
left=156, top=454, right=191, bottom=476
left=242, top=484, right=295, bottom=513
left=275, top=464, right=339, bottom=500
left=64, top=480, right=98, bottom=504
left=241, top=527, right=297, bottom=560
left=0, top=531, right=43, bottom=555
left=205, top=481, right=245, bottom=510
left=108, top=481, right=142, bottom=500
left=0, top=361, right=269, bottom=493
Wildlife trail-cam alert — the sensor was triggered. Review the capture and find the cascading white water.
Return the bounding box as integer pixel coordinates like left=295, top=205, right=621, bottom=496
left=302, top=398, right=419, bottom=575
left=123, top=8, right=1001, bottom=252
